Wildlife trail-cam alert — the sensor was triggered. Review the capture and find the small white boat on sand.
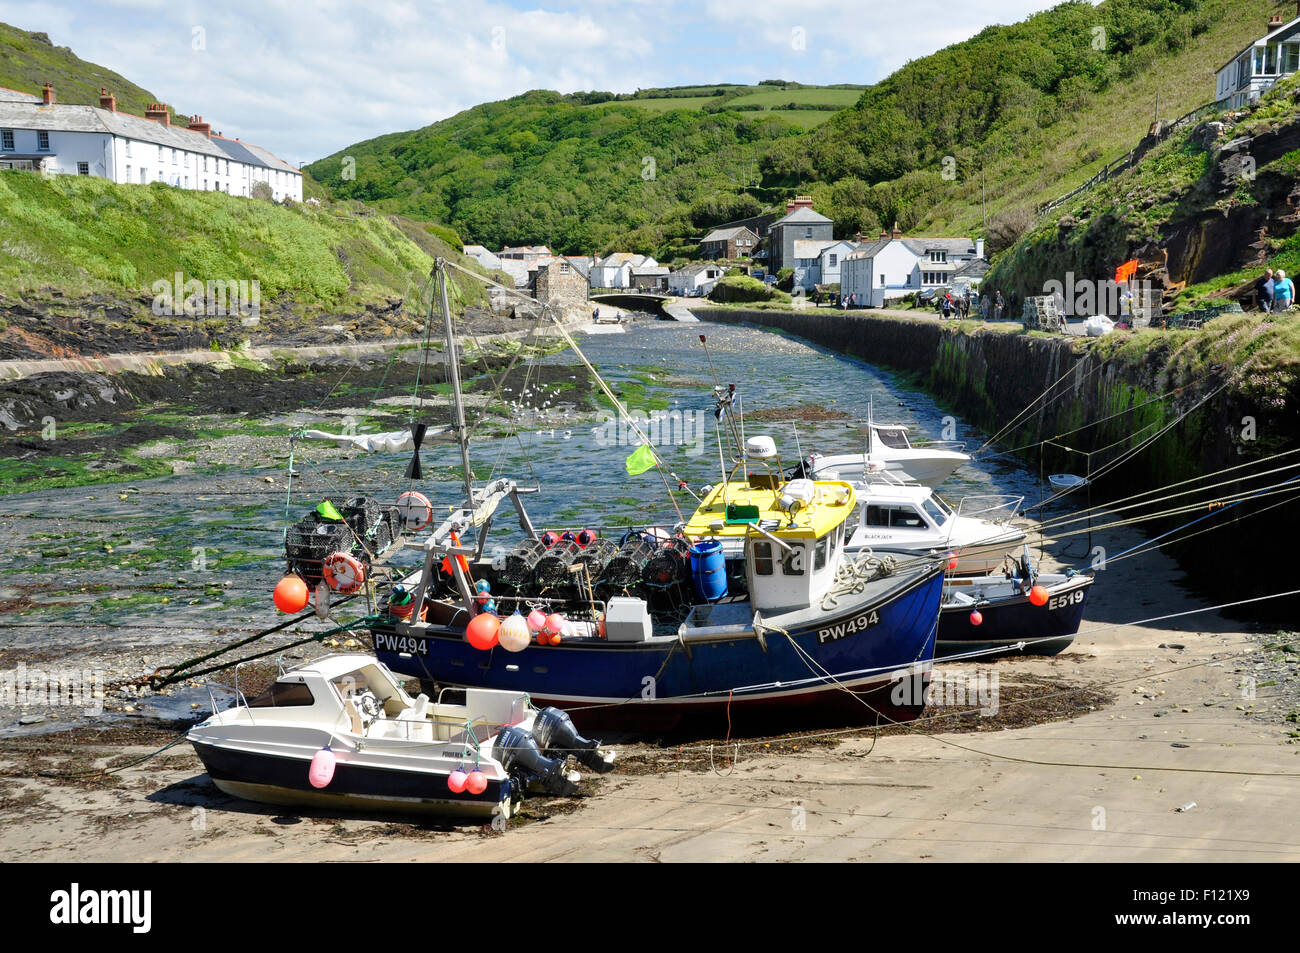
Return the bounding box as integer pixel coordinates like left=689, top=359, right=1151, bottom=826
left=187, top=654, right=615, bottom=819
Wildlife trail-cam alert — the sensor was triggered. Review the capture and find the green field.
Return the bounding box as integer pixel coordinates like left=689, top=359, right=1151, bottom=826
left=581, top=84, right=865, bottom=127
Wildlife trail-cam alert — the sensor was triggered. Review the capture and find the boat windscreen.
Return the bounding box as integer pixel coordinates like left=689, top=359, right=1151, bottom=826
left=922, top=497, right=949, bottom=526
left=246, top=681, right=316, bottom=708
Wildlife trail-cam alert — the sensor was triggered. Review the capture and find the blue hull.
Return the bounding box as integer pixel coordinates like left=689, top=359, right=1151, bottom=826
left=375, top=566, right=944, bottom=733
left=937, top=575, right=1093, bottom=659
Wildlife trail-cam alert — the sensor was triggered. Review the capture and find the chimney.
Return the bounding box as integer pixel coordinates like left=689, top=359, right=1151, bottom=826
left=144, top=103, right=170, bottom=126
left=1271, top=14, right=1284, bottom=31
left=40, top=82, right=55, bottom=105
left=188, top=115, right=211, bottom=138
left=98, top=87, right=116, bottom=112
left=786, top=195, right=814, bottom=212
left=880, top=227, right=889, bottom=239
left=891, top=221, right=903, bottom=239
left=975, top=237, right=985, bottom=259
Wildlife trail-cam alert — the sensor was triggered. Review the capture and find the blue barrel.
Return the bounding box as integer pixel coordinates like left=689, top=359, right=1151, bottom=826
left=689, top=541, right=728, bottom=602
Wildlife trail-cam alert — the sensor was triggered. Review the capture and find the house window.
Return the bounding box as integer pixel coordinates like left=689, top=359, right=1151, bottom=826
left=203, top=156, right=208, bottom=171
left=125, top=140, right=132, bottom=158
left=880, top=274, right=887, bottom=286
left=158, top=145, right=163, bottom=161
left=37, top=131, right=50, bottom=151
left=140, top=168, right=147, bottom=183
left=77, top=162, right=89, bottom=175
left=829, top=254, right=837, bottom=267
left=125, top=163, right=131, bottom=180
left=184, top=175, right=189, bottom=187
left=1284, top=44, right=1300, bottom=75
left=171, top=148, right=177, bottom=165
left=805, top=227, right=812, bottom=238
left=1, top=129, right=13, bottom=151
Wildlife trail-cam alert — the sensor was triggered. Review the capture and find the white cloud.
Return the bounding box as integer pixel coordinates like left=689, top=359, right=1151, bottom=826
left=0, top=0, right=1064, bottom=165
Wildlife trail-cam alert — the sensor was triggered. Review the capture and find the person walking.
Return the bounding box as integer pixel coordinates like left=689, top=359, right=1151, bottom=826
left=994, top=290, right=1005, bottom=321
left=1257, top=268, right=1275, bottom=313
left=1274, top=270, right=1294, bottom=311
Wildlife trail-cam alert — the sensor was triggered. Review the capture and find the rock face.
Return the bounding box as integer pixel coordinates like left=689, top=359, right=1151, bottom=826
left=695, top=305, right=1299, bottom=609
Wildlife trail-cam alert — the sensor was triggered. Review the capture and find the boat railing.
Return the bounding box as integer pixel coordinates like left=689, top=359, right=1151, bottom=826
left=908, top=439, right=967, bottom=454
left=952, top=494, right=1025, bottom=526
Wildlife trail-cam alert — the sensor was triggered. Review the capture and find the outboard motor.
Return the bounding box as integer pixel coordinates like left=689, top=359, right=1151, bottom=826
left=493, top=725, right=580, bottom=797
left=531, top=707, right=617, bottom=774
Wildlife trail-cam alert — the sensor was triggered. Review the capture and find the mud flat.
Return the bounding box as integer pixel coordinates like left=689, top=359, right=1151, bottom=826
left=1, top=517, right=1295, bottom=863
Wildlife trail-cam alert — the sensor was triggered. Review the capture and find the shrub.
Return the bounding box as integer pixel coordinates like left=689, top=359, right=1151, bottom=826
left=708, top=275, right=790, bottom=303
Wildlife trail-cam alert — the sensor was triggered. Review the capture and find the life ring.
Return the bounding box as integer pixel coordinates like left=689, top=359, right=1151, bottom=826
left=323, top=551, right=366, bottom=593
left=396, top=491, right=432, bottom=531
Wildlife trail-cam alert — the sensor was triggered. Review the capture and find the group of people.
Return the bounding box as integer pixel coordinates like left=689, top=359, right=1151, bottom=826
left=1255, top=268, right=1295, bottom=312
left=939, top=291, right=971, bottom=319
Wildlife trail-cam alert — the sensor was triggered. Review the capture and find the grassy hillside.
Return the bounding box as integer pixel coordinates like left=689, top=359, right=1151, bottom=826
left=0, top=172, right=489, bottom=311
left=0, top=21, right=185, bottom=118
left=309, top=0, right=1269, bottom=259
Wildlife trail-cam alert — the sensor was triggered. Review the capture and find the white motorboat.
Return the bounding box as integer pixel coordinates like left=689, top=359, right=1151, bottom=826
left=845, top=483, right=1027, bottom=576
left=187, top=654, right=615, bottom=819
left=806, top=423, right=969, bottom=486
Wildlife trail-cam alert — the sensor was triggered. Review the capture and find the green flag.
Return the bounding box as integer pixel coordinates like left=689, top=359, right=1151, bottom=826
left=625, top=443, right=657, bottom=476
left=316, top=499, right=345, bottom=521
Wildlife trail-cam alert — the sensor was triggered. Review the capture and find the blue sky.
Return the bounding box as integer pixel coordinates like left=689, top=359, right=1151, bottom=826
left=0, top=1, right=1068, bottom=166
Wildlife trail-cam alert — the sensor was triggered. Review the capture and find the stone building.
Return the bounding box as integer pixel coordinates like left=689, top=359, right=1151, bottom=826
left=532, top=259, right=592, bottom=322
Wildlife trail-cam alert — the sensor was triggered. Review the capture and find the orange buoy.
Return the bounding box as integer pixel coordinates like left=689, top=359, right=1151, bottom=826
left=323, top=552, right=366, bottom=593
left=273, top=575, right=309, bottom=613
left=466, top=612, right=501, bottom=651
left=1028, top=584, right=1049, bottom=606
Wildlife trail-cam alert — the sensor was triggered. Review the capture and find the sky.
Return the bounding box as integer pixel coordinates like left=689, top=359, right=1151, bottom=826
left=0, top=0, right=1070, bottom=167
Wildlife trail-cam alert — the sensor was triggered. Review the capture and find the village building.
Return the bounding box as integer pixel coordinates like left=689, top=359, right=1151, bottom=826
left=666, top=263, right=723, bottom=297
left=630, top=265, right=669, bottom=292
left=0, top=84, right=301, bottom=200
left=840, top=225, right=986, bottom=308
left=462, top=245, right=502, bottom=271
left=767, top=197, right=834, bottom=273
left=530, top=258, right=592, bottom=323
left=699, top=225, right=759, bottom=260
left=1216, top=5, right=1300, bottom=108
left=589, top=252, right=658, bottom=289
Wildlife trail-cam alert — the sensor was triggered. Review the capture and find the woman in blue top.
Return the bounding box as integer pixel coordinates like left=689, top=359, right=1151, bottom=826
left=1274, top=270, right=1294, bottom=311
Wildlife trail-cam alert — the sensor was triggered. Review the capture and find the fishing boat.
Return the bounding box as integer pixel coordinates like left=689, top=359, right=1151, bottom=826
left=843, top=481, right=1027, bottom=576
left=187, top=653, right=616, bottom=818
left=803, top=422, right=969, bottom=486
left=937, top=550, right=1094, bottom=658
left=271, top=260, right=946, bottom=734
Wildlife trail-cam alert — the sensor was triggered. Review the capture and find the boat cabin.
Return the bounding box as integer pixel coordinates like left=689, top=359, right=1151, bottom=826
left=683, top=473, right=856, bottom=613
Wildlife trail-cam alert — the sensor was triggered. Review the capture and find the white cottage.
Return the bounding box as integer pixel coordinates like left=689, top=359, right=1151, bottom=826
left=667, top=264, right=723, bottom=297
left=841, top=230, right=985, bottom=308
left=1216, top=6, right=1300, bottom=109
left=0, top=84, right=302, bottom=200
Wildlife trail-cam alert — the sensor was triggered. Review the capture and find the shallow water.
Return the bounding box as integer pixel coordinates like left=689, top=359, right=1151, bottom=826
left=0, top=319, right=1051, bottom=663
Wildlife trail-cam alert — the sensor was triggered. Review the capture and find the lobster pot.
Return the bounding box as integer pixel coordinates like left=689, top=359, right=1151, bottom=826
left=572, top=537, right=619, bottom=580
left=341, top=497, right=381, bottom=537
left=369, top=519, right=394, bottom=560
left=503, top=539, right=549, bottom=587
left=285, top=516, right=357, bottom=587
left=643, top=536, right=691, bottom=589
left=534, top=539, right=583, bottom=588
left=598, top=536, right=657, bottom=589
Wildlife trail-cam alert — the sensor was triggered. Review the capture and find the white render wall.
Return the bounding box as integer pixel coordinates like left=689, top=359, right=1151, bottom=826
left=2, top=125, right=301, bottom=201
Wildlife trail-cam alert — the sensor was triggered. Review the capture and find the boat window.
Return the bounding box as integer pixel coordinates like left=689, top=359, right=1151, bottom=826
left=246, top=681, right=315, bottom=708
left=931, top=494, right=953, bottom=517
left=892, top=507, right=927, bottom=529
left=753, top=541, right=773, bottom=575
left=781, top=545, right=805, bottom=575
left=814, top=534, right=828, bottom=571
left=921, top=497, right=948, bottom=525
left=875, top=427, right=910, bottom=450
left=866, top=505, right=890, bottom=527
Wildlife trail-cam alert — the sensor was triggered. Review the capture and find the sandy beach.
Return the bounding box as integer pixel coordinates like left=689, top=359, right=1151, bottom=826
left=3, top=516, right=1297, bottom=863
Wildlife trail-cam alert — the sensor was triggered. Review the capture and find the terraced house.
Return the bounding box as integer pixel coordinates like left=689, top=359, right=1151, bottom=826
left=1216, top=4, right=1300, bottom=108
left=0, top=83, right=302, bottom=201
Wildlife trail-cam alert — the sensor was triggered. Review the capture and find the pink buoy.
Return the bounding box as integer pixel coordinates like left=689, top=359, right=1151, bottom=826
left=527, top=609, right=547, bottom=634
left=308, top=746, right=336, bottom=789
left=447, top=768, right=468, bottom=793
left=465, top=769, right=488, bottom=795
left=969, top=610, right=983, bottom=626
left=544, top=612, right=566, bottom=636
left=541, top=531, right=559, bottom=548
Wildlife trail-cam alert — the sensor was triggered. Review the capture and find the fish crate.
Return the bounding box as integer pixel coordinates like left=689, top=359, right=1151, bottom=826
left=285, top=516, right=357, bottom=586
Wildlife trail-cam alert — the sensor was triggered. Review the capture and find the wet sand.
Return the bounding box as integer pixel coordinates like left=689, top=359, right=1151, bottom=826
left=3, top=518, right=1297, bottom=863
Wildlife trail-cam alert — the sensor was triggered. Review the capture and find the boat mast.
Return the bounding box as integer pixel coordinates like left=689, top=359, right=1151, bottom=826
left=437, top=258, right=475, bottom=506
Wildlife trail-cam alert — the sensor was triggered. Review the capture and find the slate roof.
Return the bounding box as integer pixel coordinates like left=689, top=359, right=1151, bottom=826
left=701, top=225, right=757, bottom=243
left=771, top=206, right=833, bottom=227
